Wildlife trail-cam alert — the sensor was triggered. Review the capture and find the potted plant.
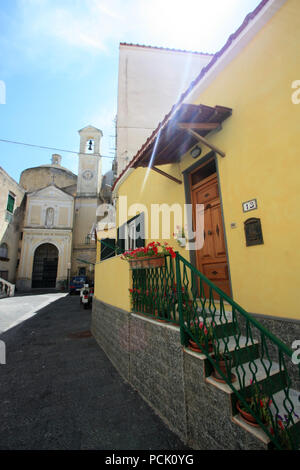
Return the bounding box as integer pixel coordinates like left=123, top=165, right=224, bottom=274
left=211, top=351, right=236, bottom=384
left=173, top=226, right=187, bottom=248
left=237, top=381, right=299, bottom=449
left=121, top=241, right=176, bottom=269
left=236, top=380, right=272, bottom=428
left=271, top=413, right=299, bottom=450
left=188, top=320, right=214, bottom=354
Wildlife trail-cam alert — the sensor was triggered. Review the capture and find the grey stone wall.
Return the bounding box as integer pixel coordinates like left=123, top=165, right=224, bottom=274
left=91, top=298, right=131, bottom=381
left=130, top=314, right=187, bottom=441
left=91, top=299, right=286, bottom=450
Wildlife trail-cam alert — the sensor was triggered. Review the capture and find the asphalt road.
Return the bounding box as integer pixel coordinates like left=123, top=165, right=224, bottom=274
left=0, top=293, right=187, bottom=450
left=0, top=290, right=68, bottom=334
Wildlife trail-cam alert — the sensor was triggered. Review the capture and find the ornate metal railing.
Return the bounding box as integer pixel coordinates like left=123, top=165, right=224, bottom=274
left=131, top=255, right=182, bottom=324
left=129, top=251, right=300, bottom=450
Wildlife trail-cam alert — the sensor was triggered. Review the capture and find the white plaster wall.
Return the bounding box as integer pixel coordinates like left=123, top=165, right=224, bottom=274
left=117, top=45, right=213, bottom=174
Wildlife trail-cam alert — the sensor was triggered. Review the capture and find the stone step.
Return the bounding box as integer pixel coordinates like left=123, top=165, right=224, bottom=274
left=270, top=388, right=300, bottom=427
left=231, top=413, right=271, bottom=446
left=212, top=335, right=260, bottom=366
left=206, top=358, right=282, bottom=393
left=232, top=387, right=300, bottom=449
left=198, top=309, right=233, bottom=321
left=184, top=345, right=299, bottom=449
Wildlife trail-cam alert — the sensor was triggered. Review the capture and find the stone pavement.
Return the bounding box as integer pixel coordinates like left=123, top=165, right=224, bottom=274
left=0, top=294, right=188, bottom=450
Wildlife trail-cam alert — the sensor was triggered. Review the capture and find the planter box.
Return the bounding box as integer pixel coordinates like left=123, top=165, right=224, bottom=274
left=129, top=256, right=165, bottom=270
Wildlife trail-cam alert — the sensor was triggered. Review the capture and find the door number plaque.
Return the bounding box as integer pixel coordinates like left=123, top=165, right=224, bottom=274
left=242, top=199, right=257, bottom=213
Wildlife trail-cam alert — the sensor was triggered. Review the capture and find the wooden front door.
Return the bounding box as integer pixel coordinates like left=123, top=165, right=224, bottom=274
left=191, top=171, right=231, bottom=298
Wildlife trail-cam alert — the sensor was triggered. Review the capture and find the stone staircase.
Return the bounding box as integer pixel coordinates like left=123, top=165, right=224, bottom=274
left=192, top=307, right=300, bottom=450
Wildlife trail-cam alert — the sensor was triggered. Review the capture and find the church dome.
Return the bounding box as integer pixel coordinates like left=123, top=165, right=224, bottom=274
left=19, top=155, right=77, bottom=192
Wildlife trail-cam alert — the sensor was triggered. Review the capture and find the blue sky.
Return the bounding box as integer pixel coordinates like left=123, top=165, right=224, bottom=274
left=0, top=0, right=262, bottom=181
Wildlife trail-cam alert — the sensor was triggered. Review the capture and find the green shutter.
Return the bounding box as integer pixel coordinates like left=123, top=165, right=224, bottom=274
left=6, top=194, right=15, bottom=213
left=135, top=213, right=145, bottom=248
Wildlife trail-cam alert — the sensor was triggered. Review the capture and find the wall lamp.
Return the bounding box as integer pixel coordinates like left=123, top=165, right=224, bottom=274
left=190, top=145, right=202, bottom=159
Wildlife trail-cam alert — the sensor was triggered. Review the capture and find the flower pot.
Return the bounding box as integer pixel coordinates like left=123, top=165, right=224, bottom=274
left=129, top=256, right=165, bottom=269
left=129, top=259, right=143, bottom=269
left=236, top=400, right=264, bottom=428
left=212, top=358, right=236, bottom=384
left=142, top=256, right=165, bottom=269
left=188, top=339, right=213, bottom=354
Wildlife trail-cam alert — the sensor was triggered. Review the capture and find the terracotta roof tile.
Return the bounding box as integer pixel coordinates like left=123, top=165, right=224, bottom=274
left=119, top=42, right=213, bottom=56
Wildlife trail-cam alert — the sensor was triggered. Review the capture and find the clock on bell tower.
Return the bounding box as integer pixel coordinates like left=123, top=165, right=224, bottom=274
left=77, top=125, right=103, bottom=197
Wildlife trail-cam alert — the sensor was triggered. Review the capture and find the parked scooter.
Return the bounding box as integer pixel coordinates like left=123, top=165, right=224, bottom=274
left=80, top=284, right=92, bottom=309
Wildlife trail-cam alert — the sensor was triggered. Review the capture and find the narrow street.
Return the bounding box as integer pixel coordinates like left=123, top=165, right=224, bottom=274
left=0, top=293, right=187, bottom=450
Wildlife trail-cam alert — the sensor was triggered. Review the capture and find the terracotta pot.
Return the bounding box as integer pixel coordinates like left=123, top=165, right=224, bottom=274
left=189, top=339, right=213, bottom=354
left=128, top=259, right=143, bottom=269
left=236, top=400, right=264, bottom=428
left=129, top=256, right=165, bottom=269
left=213, top=358, right=236, bottom=384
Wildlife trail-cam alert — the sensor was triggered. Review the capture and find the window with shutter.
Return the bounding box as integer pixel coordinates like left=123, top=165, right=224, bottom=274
left=0, top=243, right=8, bottom=260
left=100, top=238, right=116, bottom=261
left=117, top=213, right=145, bottom=252
left=6, top=194, right=15, bottom=214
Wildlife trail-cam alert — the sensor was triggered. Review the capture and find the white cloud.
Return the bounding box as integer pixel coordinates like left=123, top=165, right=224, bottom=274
left=17, top=0, right=123, bottom=53
left=14, top=0, right=261, bottom=61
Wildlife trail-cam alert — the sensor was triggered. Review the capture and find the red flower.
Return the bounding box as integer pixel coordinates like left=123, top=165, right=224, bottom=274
left=278, top=420, right=285, bottom=431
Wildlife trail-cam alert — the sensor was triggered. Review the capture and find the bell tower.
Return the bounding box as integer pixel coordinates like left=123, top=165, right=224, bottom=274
left=77, top=125, right=103, bottom=197
left=72, top=125, right=103, bottom=281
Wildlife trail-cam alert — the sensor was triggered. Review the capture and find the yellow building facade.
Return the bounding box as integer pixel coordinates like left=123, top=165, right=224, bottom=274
left=95, top=0, right=300, bottom=323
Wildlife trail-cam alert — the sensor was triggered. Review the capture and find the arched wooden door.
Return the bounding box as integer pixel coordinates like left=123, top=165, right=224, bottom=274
left=32, top=243, right=58, bottom=288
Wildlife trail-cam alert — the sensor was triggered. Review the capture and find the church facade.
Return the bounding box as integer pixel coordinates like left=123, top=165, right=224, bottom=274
left=0, top=125, right=107, bottom=291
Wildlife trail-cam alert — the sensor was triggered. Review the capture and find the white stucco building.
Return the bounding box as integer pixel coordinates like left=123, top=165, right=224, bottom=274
left=116, top=43, right=213, bottom=175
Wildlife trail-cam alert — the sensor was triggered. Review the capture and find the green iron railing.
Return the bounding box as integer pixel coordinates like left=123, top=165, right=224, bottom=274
left=131, top=255, right=181, bottom=324
left=129, top=251, right=300, bottom=450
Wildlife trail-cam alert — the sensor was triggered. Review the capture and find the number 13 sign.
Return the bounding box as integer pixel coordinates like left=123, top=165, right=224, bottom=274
left=242, top=199, right=257, bottom=213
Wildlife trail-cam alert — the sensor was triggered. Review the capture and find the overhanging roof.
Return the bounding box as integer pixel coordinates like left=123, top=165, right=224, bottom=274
left=131, top=103, right=232, bottom=168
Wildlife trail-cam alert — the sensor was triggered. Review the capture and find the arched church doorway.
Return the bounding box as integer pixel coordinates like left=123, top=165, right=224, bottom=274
left=32, top=243, right=58, bottom=288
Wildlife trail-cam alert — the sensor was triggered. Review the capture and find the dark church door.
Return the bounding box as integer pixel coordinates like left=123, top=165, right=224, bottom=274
left=32, top=243, right=58, bottom=288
